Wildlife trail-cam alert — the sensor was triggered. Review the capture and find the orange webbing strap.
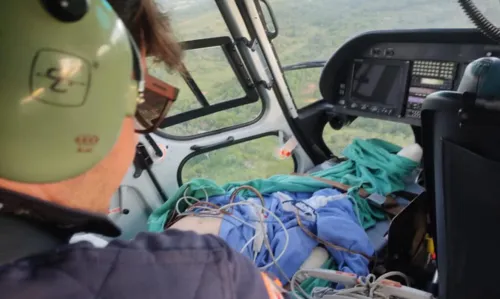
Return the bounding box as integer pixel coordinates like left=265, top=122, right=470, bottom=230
left=260, top=272, right=285, bottom=299
left=290, top=173, right=404, bottom=217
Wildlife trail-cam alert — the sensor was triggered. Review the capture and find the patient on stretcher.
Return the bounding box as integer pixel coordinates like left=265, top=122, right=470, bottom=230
left=162, top=139, right=424, bottom=287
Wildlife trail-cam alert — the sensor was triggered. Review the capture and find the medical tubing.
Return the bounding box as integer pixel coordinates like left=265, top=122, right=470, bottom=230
left=181, top=205, right=272, bottom=258
left=218, top=201, right=290, bottom=271
left=241, top=232, right=260, bottom=253
left=257, top=211, right=295, bottom=285
left=179, top=209, right=259, bottom=254
left=333, top=271, right=409, bottom=299
left=184, top=200, right=293, bottom=281
left=458, top=0, right=500, bottom=43
left=291, top=270, right=315, bottom=299
left=291, top=270, right=409, bottom=299
left=182, top=206, right=257, bottom=230
left=220, top=201, right=312, bottom=298
left=183, top=184, right=209, bottom=201
left=175, top=196, right=201, bottom=214
left=177, top=212, right=266, bottom=257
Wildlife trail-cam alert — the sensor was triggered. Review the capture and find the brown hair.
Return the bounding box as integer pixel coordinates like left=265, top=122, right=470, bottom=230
left=107, top=0, right=183, bottom=71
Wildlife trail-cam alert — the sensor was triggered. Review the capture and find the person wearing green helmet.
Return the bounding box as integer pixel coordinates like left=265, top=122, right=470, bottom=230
left=0, top=1, right=284, bottom=298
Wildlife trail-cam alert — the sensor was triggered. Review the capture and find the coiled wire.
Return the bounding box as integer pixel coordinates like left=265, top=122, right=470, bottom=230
left=458, top=0, right=500, bottom=43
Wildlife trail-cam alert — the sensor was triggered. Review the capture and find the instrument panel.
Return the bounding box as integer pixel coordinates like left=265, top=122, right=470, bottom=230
left=407, top=60, right=455, bottom=119
left=338, top=57, right=458, bottom=124
left=321, top=30, right=500, bottom=126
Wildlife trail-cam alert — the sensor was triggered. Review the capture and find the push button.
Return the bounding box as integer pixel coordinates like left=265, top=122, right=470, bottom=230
left=371, top=48, right=382, bottom=56
left=384, top=48, right=395, bottom=57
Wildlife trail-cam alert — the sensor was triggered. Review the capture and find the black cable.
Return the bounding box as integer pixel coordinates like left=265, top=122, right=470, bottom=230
left=144, top=165, right=169, bottom=203
left=458, top=0, right=500, bottom=43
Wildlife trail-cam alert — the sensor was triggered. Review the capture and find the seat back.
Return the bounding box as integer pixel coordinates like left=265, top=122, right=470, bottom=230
left=422, top=57, right=500, bottom=299
left=108, top=185, right=155, bottom=240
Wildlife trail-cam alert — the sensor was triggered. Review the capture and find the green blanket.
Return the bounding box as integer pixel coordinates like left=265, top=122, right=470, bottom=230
left=148, top=138, right=418, bottom=232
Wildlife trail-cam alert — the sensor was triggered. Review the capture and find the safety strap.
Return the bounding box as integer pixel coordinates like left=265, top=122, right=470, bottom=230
left=291, top=174, right=406, bottom=217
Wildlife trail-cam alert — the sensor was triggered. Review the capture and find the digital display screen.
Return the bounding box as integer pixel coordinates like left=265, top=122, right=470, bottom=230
left=408, top=96, right=425, bottom=104
left=420, top=78, right=444, bottom=86
left=349, top=60, right=407, bottom=107
left=409, top=87, right=436, bottom=95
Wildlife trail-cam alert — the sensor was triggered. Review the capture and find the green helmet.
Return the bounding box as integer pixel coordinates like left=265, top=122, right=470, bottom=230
left=0, top=0, right=139, bottom=183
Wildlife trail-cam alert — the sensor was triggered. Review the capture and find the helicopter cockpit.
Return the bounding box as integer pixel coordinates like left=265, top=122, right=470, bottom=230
left=66, top=0, right=500, bottom=298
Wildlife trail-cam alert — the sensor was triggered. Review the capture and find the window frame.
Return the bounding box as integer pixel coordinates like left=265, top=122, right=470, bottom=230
left=281, top=61, right=327, bottom=110
left=177, top=131, right=298, bottom=185
left=158, top=36, right=261, bottom=130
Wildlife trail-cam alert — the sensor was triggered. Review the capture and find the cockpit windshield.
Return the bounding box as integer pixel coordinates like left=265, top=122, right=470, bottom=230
left=160, top=0, right=500, bottom=61
left=271, top=0, right=500, bottom=65
left=153, top=0, right=500, bottom=154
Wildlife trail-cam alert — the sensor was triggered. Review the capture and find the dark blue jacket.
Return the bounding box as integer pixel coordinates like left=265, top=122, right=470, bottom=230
left=0, top=230, right=276, bottom=299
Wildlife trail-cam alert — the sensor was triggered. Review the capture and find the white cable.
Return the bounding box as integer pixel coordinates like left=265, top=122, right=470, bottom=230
left=237, top=201, right=296, bottom=289
left=183, top=185, right=209, bottom=202
left=175, top=195, right=201, bottom=215
left=291, top=269, right=316, bottom=299
left=221, top=200, right=296, bottom=288
left=174, top=186, right=210, bottom=215
left=182, top=199, right=293, bottom=286
left=253, top=208, right=266, bottom=252
left=181, top=206, right=257, bottom=231
left=292, top=271, right=410, bottom=299
left=241, top=232, right=259, bottom=254
left=218, top=201, right=290, bottom=271
left=179, top=210, right=261, bottom=254
left=174, top=185, right=210, bottom=214
left=181, top=206, right=264, bottom=255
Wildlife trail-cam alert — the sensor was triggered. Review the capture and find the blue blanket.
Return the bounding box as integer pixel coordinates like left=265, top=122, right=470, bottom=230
left=148, top=138, right=419, bottom=232
left=205, top=188, right=373, bottom=284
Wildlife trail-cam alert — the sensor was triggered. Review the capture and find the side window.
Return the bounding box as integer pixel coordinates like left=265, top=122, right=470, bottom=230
left=164, top=1, right=231, bottom=41
left=323, top=119, right=415, bottom=155
left=181, top=136, right=294, bottom=185
left=284, top=68, right=323, bottom=109
left=149, top=1, right=262, bottom=137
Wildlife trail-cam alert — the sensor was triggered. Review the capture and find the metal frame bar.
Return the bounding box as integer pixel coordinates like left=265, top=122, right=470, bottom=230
left=240, top=0, right=299, bottom=117
left=282, top=60, right=327, bottom=72
left=159, top=36, right=259, bottom=128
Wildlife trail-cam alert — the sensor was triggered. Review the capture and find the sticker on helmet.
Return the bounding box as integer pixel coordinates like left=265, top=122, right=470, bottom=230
left=30, top=49, right=91, bottom=107
left=75, top=134, right=100, bottom=153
